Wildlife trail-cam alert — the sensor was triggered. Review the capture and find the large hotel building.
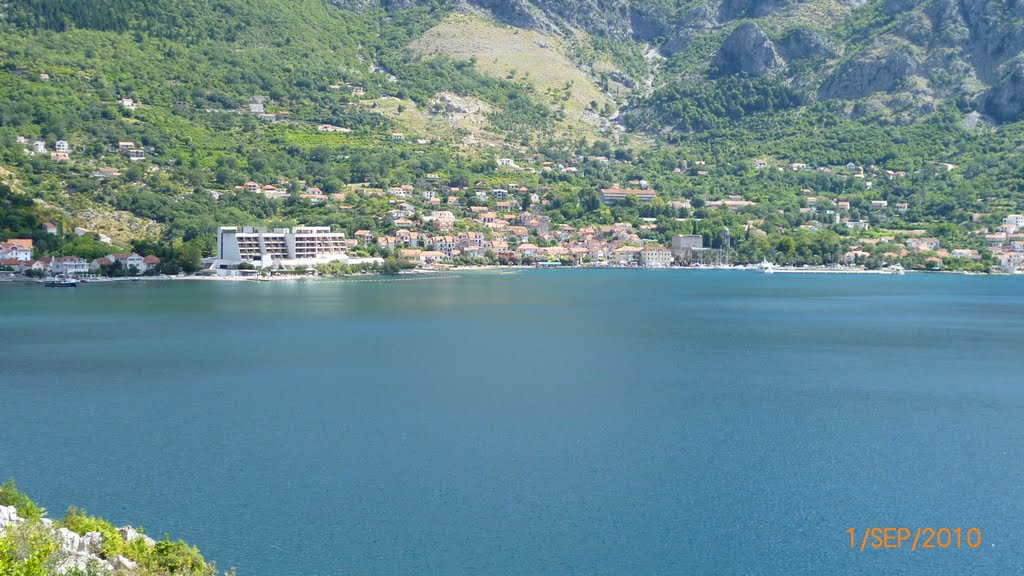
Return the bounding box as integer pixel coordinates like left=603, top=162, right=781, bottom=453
left=215, top=226, right=349, bottom=268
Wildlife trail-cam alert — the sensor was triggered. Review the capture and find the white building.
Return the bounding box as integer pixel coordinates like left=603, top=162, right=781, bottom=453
left=108, top=253, right=147, bottom=271
left=55, top=140, right=69, bottom=152
left=51, top=256, right=90, bottom=275
left=640, top=245, right=673, bottom=268
left=213, top=226, right=350, bottom=269
left=1, top=240, right=32, bottom=261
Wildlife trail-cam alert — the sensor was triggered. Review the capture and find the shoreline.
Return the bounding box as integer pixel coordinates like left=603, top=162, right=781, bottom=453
left=1, top=266, right=1017, bottom=286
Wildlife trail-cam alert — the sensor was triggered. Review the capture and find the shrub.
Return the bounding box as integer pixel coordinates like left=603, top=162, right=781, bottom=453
left=0, top=480, right=45, bottom=522
left=0, top=522, right=59, bottom=576
left=154, top=538, right=208, bottom=574
left=61, top=507, right=126, bottom=559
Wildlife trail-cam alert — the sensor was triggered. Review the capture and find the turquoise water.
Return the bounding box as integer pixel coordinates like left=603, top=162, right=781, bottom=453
left=2, top=271, right=1023, bottom=575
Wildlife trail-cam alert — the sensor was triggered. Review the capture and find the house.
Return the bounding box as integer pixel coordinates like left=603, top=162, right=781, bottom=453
left=354, top=230, right=375, bottom=245
left=118, top=142, right=135, bottom=152
left=1, top=239, right=33, bottom=261
left=33, top=140, right=47, bottom=154
left=907, top=238, right=941, bottom=252
left=108, top=253, right=147, bottom=272
left=51, top=256, right=90, bottom=275
left=432, top=236, right=458, bottom=256
left=119, top=98, right=137, bottom=110
left=611, top=246, right=642, bottom=264
left=50, top=152, right=69, bottom=162
left=128, top=149, right=146, bottom=161
left=508, top=226, right=530, bottom=243
left=599, top=184, right=657, bottom=205
left=261, top=186, right=289, bottom=199
left=640, top=245, right=673, bottom=268
left=55, top=140, right=69, bottom=152
left=143, top=255, right=162, bottom=272
left=42, top=222, right=57, bottom=235
left=92, top=167, right=121, bottom=179
left=515, top=243, right=539, bottom=257
left=1000, top=251, right=1024, bottom=272
left=390, top=133, right=406, bottom=141
left=418, top=251, right=448, bottom=265
left=458, top=231, right=484, bottom=250
left=895, top=203, right=909, bottom=214
left=486, top=240, right=509, bottom=254
left=377, top=236, right=398, bottom=252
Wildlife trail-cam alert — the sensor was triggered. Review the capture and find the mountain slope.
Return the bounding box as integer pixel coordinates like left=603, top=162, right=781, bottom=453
left=353, top=0, right=1024, bottom=124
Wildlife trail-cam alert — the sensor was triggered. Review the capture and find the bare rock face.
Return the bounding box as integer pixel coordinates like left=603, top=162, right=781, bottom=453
left=719, top=0, right=790, bottom=20
left=0, top=505, right=22, bottom=527
left=82, top=531, right=104, bottom=555
left=820, top=45, right=918, bottom=99
left=713, top=22, right=784, bottom=76
left=119, top=524, right=157, bottom=546
left=987, top=58, right=1024, bottom=122
left=777, top=29, right=838, bottom=61
left=112, top=555, right=138, bottom=571
left=57, top=527, right=85, bottom=554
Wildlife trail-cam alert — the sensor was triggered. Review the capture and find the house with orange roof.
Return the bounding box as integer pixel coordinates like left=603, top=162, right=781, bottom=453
left=1, top=239, right=33, bottom=261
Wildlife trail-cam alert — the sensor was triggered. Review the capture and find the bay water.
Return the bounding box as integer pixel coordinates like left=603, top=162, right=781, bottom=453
left=2, top=270, right=1022, bottom=575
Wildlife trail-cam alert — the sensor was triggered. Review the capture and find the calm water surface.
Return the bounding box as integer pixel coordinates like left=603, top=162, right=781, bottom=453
left=1, top=271, right=1023, bottom=575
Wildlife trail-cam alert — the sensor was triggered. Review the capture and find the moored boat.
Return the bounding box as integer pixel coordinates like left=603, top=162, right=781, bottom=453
left=43, top=276, right=79, bottom=287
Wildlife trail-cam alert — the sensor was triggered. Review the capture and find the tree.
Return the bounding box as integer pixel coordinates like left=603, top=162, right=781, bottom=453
left=176, top=238, right=204, bottom=273
left=381, top=257, right=401, bottom=275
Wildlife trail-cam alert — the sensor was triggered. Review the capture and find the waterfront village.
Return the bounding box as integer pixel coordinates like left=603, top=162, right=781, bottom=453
left=4, top=130, right=1024, bottom=278
left=3, top=188, right=1024, bottom=278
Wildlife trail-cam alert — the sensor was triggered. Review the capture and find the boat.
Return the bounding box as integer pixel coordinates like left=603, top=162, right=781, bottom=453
left=43, top=276, right=79, bottom=287
left=758, top=260, right=776, bottom=274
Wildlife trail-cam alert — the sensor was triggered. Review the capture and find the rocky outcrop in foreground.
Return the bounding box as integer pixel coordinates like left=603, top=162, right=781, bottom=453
left=0, top=504, right=191, bottom=575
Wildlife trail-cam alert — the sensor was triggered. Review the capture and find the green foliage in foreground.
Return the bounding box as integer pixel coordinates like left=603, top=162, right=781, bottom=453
left=0, top=480, right=46, bottom=523
left=1, top=480, right=219, bottom=576
left=0, top=523, right=59, bottom=576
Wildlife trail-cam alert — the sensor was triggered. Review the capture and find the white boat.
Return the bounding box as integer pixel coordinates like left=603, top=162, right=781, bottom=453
left=43, top=276, right=79, bottom=287
left=758, top=260, right=776, bottom=274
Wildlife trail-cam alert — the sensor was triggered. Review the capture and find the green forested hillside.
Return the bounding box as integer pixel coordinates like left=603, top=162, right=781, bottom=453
left=0, top=0, right=1023, bottom=271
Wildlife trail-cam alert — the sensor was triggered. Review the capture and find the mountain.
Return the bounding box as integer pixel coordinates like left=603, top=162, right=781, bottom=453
left=0, top=0, right=1023, bottom=271
left=344, top=0, right=1024, bottom=124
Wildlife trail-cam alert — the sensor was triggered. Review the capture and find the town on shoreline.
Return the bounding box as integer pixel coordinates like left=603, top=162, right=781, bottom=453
left=4, top=214, right=1024, bottom=284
